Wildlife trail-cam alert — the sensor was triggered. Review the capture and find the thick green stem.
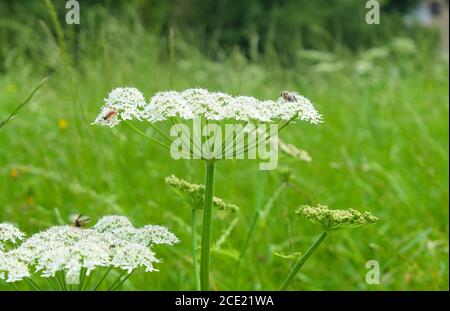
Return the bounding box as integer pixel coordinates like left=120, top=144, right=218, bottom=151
left=111, top=270, right=134, bottom=291
left=200, top=160, right=216, bottom=291
left=78, top=267, right=86, bottom=291
left=279, top=231, right=328, bottom=291
left=82, top=270, right=94, bottom=291
left=107, top=270, right=128, bottom=291
left=191, top=208, right=201, bottom=290
left=46, top=277, right=59, bottom=291
left=9, top=282, right=19, bottom=291
left=25, top=277, right=42, bottom=291
left=92, top=267, right=112, bottom=291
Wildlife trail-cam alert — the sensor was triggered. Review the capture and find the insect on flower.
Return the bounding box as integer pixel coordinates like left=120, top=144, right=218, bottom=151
left=102, top=110, right=117, bottom=120
left=71, top=214, right=91, bottom=228
left=280, top=91, right=297, bottom=102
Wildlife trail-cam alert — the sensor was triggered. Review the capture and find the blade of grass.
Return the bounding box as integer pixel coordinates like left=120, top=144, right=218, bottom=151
left=0, top=77, right=48, bottom=130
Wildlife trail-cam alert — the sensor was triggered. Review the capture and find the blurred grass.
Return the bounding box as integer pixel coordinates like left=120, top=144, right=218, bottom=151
left=0, top=7, right=448, bottom=291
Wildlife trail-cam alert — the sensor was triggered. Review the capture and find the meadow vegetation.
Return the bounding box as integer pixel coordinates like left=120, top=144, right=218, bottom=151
left=0, top=2, right=448, bottom=290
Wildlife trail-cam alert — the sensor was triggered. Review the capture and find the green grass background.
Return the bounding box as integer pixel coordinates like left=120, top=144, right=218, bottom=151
left=0, top=6, right=448, bottom=291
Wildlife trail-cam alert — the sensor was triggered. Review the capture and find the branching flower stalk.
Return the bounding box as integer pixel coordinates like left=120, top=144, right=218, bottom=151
left=165, top=174, right=239, bottom=290
left=93, top=87, right=322, bottom=290
left=279, top=205, right=379, bottom=290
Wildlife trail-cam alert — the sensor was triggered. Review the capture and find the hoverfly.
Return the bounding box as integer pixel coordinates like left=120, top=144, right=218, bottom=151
left=103, top=110, right=117, bottom=120
left=71, top=214, right=91, bottom=228
left=280, top=91, right=297, bottom=102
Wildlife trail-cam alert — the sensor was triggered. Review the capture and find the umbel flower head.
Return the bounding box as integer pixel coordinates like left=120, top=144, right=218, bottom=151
left=0, top=223, right=25, bottom=251
left=93, top=215, right=180, bottom=246
left=0, top=216, right=179, bottom=284
left=165, top=175, right=240, bottom=214
left=93, top=87, right=322, bottom=127
left=296, top=204, right=379, bottom=231
left=0, top=251, right=31, bottom=283
left=1, top=224, right=29, bottom=282
left=92, top=87, right=146, bottom=127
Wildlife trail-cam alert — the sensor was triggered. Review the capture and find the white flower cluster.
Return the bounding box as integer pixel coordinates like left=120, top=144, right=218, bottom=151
left=93, top=216, right=180, bottom=246
left=0, top=252, right=30, bottom=283
left=92, top=87, right=147, bottom=127
left=0, top=216, right=179, bottom=284
left=0, top=223, right=25, bottom=250
left=93, top=87, right=322, bottom=127
left=1, top=224, right=29, bottom=282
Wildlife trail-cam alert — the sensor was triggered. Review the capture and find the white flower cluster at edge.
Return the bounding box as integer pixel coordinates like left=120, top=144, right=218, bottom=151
left=0, top=216, right=179, bottom=284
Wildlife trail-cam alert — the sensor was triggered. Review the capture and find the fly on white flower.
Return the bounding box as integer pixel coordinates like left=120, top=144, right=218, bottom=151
left=92, top=87, right=322, bottom=169
left=93, top=87, right=322, bottom=126
left=92, top=87, right=147, bottom=127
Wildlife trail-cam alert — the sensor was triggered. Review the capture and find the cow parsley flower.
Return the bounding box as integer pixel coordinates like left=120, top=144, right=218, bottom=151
left=93, top=87, right=322, bottom=126
left=134, top=225, right=180, bottom=246
left=93, top=215, right=180, bottom=246
left=92, top=87, right=147, bottom=127
left=280, top=205, right=379, bottom=290
left=1, top=216, right=179, bottom=284
left=0, top=223, right=25, bottom=250
left=93, top=215, right=134, bottom=233
left=93, top=87, right=322, bottom=291
left=140, top=88, right=322, bottom=124
left=296, top=204, right=379, bottom=231
left=0, top=251, right=30, bottom=282
left=165, top=175, right=240, bottom=213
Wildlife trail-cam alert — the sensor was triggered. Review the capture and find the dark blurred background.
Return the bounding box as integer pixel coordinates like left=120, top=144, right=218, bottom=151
left=0, top=0, right=448, bottom=70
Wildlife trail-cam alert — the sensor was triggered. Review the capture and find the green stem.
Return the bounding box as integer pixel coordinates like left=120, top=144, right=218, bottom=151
left=200, top=160, right=216, bottom=291
left=111, top=270, right=134, bottom=291
left=191, top=208, right=201, bottom=290
left=92, top=267, right=113, bottom=291
left=107, top=271, right=127, bottom=291
left=9, top=282, right=19, bottom=291
left=78, top=268, right=86, bottom=291
left=82, top=270, right=94, bottom=291
left=149, top=122, right=173, bottom=143
left=46, top=277, right=59, bottom=291
left=61, top=271, right=68, bottom=291
left=125, top=121, right=172, bottom=150
left=279, top=231, right=328, bottom=291
left=54, top=273, right=65, bottom=290
left=25, top=277, right=42, bottom=291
